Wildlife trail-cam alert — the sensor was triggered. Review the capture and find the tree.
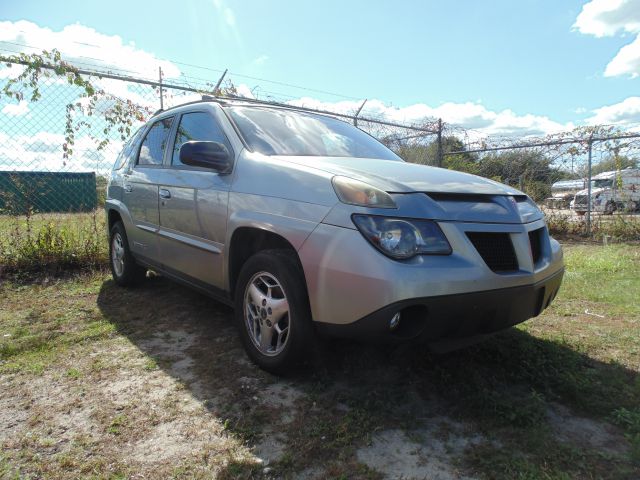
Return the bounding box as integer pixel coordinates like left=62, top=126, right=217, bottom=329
left=395, top=135, right=477, bottom=172
left=476, top=150, right=561, bottom=201
left=590, top=155, right=638, bottom=176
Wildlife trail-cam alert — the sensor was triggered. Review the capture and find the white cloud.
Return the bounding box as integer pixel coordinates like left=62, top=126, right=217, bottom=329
left=287, top=97, right=571, bottom=137
left=0, top=130, right=123, bottom=173
left=235, top=84, right=256, bottom=99
left=0, top=20, right=180, bottom=80
left=604, top=33, right=640, bottom=77
left=0, top=64, right=25, bottom=80
left=574, top=0, right=640, bottom=37
left=574, top=0, right=640, bottom=78
left=586, top=96, right=640, bottom=125
left=1, top=100, right=29, bottom=116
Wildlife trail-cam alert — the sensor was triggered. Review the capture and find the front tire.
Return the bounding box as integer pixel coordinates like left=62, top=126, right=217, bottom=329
left=109, top=221, right=146, bottom=287
left=235, top=249, right=314, bottom=374
left=604, top=201, right=616, bottom=215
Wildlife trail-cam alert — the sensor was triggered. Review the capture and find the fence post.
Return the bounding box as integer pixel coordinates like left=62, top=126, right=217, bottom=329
left=586, top=138, right=593, bottom=236
left=213, top=69, right=228, bottom=95
left=353, top=99, right=367, bottom=127
left=436, top=118, right=443, bottom=167
left=158, top=67, right=164, bottom=110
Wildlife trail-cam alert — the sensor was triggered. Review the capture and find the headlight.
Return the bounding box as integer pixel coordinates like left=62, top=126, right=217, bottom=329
left=352, top=215, right=451, bottom=259
left=332, top=176, right=396, bottom=209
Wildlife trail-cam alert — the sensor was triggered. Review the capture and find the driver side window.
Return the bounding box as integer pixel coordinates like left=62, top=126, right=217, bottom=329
left=172, top=112, right=233, bottom=166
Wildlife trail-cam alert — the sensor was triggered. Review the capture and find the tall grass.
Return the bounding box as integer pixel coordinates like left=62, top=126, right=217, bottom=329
left=0, top=210, right=107, bottom=276
left=0, top=209, right=637, bottom=278
left=545, top=209, right=640, bottom=241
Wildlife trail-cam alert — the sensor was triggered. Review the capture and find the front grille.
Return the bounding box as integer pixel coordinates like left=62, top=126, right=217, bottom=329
left=467, top=232, right=519, bottom=272
left=529, top=228, right=543, bottom=265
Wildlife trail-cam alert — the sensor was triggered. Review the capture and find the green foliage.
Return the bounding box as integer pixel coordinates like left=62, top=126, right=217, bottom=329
left=591, top=155, right=639, bottom=176
left=475, top=150, right=561, bottom=201
left=395, top=136, right=477, bottom=167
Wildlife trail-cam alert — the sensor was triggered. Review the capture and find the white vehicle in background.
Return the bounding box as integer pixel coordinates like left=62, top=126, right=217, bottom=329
left=546, top=179, right=585, bottom=209
left=572, top=168, right=640, bottom=215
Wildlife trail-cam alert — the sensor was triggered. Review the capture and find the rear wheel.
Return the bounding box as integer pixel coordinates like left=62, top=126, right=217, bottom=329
left=235, top=249, right=314, bottom=374
left=109, top=221, right=146, bottom=287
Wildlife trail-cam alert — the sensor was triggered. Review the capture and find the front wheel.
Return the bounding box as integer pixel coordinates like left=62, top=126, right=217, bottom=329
left=109, top=221, right=147, bottom=287
left=235, top=249, right=314, bottom=374
left=604, top=201, right=616, bottom=215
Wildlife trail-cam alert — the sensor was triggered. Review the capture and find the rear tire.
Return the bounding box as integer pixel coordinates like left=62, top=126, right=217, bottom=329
left=234, top=249, right=314, bottom=374
left=109, top=221, right=147, bottom=287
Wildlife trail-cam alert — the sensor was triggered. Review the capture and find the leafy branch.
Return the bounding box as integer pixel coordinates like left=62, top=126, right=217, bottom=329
left=1, top=49, right=152, bottom=159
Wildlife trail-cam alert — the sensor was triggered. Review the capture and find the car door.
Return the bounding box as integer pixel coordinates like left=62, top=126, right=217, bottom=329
left=156, top=109, right=234, bottom=290
left=122, top=115, right=175, bottom=265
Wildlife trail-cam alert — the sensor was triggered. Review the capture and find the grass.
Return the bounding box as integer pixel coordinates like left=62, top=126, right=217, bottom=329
left=0, top=211, right=107, bottom=276
left=0, top=243, right=638, bottom=479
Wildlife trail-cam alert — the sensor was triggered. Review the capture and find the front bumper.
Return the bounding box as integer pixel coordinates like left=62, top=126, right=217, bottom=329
left=298, top=218, right=564, bottom=338
left=315, top=268, right=563, bottom=342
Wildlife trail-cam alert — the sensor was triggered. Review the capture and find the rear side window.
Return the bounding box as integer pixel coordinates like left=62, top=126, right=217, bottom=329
left=172, top=112, right=233, bottom=166
left=113, top=127, right=144, bottom=170
left=138, top=117, right=174, bottom=166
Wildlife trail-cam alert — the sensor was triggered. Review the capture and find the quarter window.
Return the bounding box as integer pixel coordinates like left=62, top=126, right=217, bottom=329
left=172, top=112, right=232, bottom=166
left=138, top=117, right=174, bottom=166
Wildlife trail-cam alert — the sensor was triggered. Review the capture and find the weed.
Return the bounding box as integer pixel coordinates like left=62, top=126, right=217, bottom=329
left=66, top=368, right=81, bottom=379
left=107, top=414, right=128, bottom=435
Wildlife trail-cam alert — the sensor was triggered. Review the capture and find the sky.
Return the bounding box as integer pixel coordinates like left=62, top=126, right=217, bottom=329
left=0, top=0, right=639, bottom=171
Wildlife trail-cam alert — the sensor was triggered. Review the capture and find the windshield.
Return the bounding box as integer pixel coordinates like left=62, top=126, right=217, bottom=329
left=226, top=106, right=401, bottom=161
left=592, top=179, right=613, bottom=189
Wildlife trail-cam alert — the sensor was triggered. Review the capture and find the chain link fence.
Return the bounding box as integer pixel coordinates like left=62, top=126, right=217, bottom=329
left=0, top=58, right=638, bottom=273
left=445, top=129, right=640, bottom=240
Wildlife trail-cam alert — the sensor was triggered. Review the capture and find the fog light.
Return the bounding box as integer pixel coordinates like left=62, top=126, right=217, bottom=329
left=389, top=312, right=401, bottom=331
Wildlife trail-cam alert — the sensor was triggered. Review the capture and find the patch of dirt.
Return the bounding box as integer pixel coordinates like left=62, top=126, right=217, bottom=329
left=0, top=384, right=30, bottom=442
left=260, top=382, right=304, bottom=424
left=129, top=418, right=220, bottom=463
left=253, top=431, right=288, bottom=465
left=356, top=418, right=482, bottom=480
left=546, top=403, right=630, bottom=456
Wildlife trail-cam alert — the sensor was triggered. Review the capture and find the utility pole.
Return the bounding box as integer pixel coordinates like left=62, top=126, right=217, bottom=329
left=436, top=118, right=443, bottom=168
left=158, top=67, right=164, bottom=110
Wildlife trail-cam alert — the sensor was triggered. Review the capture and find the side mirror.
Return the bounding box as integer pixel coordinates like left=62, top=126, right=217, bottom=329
left=179, top=141, right=232, bottom=173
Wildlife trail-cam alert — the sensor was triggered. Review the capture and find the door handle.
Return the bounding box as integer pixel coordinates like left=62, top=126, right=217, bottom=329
left=159, top=189, right=172, bottom=199
left=124, top=184, right=132, bottom=193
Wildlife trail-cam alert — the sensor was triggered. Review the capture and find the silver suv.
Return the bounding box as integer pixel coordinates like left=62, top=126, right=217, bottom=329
left=106, top=99, right=564, bottom=373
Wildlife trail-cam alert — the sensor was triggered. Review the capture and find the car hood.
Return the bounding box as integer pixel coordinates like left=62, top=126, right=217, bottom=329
left=272, top=156, right=524, bottom=196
